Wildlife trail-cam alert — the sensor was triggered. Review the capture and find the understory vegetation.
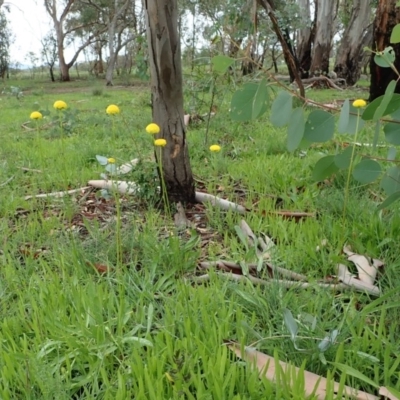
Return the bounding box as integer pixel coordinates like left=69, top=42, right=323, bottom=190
left=0, top=75, right=399, bottom=399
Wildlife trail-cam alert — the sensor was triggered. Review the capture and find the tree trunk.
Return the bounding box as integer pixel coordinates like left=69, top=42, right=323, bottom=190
left=296, top=0, right=315, bottom=78
left=144, top=0, right=196, bottom=204
left=369, top=0, right=400, bottom=101
left=310, top=0, right=338, bottom=75
left=334, top=0, right=371, bottom=85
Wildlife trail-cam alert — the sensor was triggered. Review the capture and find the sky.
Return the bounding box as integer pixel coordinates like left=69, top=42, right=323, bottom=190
left=6, top=1, right=52, bottom=66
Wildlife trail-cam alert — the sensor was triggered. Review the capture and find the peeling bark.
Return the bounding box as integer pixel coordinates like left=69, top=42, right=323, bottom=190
left=334, top=0, right=371, bottom=85
left=144, top=0, right=196, bottom=204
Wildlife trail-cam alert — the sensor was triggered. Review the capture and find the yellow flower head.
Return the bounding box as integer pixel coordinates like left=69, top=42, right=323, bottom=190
left=106, top=104, right=120, bottom=115
left=53, top=100, right=67, bottom=110
left=154, top=139, right=167, bottom=147
left=107, top=157, right=116, bottom=164
left=30, top=111, right=43, bottom=120
left=352, top=99, right=366, bottom=108
left=209, top=144, right=221, bottom=152
left=146, top=123, right=160, bottom=134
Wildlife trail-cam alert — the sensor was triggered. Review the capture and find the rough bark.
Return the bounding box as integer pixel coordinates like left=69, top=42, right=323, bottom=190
left=296, top=0, right=315, bottom=78
left=310, top=0, right=338, bottom=75
left=144, top=0, right=196, bottom=204
left=369, top=0, right=400, bottom=101
left=334, top=0, right=371, bottom=85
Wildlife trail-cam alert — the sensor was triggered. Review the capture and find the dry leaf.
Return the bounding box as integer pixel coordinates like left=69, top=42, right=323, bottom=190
left=227, top=342, right=379, bottom=400
left=343, top=246, right=383, bottom=286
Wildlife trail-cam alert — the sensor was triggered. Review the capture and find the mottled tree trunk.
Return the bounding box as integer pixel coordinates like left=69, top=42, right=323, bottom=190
left=296, top=0, right=315, bottom=78
left=310, top=0, right=338, bottom=75
left=334, top=0, right=371, bottom=85
left=369, top=0, right=400, bottom=101
left=144, top=0, right=196, bottom=204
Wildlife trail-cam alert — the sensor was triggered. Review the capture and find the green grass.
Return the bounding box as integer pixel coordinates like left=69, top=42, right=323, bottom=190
left=0, top=76, right=399, bottom=399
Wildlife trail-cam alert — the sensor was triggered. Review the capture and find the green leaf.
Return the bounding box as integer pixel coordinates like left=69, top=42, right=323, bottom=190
left=390, top=23, right=400, bottom=43
left=283, top=309, right=298, bottom=340
left=380, top=166, right=400, bottom=195
left=304, top=110, right=335, bottom=142
left=387, top=147, right=397, bottom=161
left=334, top=146, right=354, bottom=169
left=287, top=108, right=305, bottom=152
left=230, top=82, right=269, bottom=121
left=331, top=362, right=379, bottom=388
left=270, top=91, right=293, bottom=127
left=374, top=46, right=395, bottom=68
left=362, top=93, right=400, bottom=121
left=352, top=159, right=382, bottom=184
left=312, top=155, right=339, bottom=181
left=377, top=190, right=400, bottom=209
left=384, top=122, right=400, bottom=145
left=372, top=120, right=381, bottom=150
left=373, top=80, right=396, bottom=122
left=337, top=99, right=350, bottom=133
left=211, top=55, right=234, bottom=74
left=345, top=105, right=365, bottom=135
left=96, top=155, right=108, bottom=166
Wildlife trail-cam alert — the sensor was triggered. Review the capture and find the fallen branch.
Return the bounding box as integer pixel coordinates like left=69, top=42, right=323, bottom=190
left=24, top=186, right=91, bottom=200
left=227, top=342, right=379, bottom=400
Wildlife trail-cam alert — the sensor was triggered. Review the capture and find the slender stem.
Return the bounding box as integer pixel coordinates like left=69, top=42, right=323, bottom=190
left=343, top=109, right=361, bottom=218
left=158, top=148, right=171, bottom=217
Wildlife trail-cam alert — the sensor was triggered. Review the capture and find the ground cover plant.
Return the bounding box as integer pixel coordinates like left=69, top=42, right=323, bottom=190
left=0, top=74, right=400, bottom=400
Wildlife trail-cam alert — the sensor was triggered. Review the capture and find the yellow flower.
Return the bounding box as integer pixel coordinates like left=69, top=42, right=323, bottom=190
left=209, top=144, right=221, bottom=152
left=352, top=99, right=366, bottom=108
left=146, top=123, right=160, bottom=134
left=106, top=104, right=120, bottom=115
left=107, top=157, right=116, bottom=164
left=154, top=139, right=167, bottom=147
left=30, top=111, right=43, bottom=120
left=53, top=100, right=67, bottom=110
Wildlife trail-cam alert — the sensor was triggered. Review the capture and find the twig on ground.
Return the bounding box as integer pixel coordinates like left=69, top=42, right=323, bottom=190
left=0, top=175, right=15, bottom=187
left=24, top=186, right=91, bottom=200
left=19, top=167, right=42, bottom=173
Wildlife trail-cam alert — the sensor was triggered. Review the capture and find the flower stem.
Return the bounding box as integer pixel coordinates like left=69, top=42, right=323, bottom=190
left=343, top=109, right=361, bottom=218
left=158, top=148, right=171, bottom=217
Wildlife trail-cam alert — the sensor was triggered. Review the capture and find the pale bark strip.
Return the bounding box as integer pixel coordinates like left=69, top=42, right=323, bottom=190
left=227, top=343, right=380, bottom=400
left=24, top=187, right=90, bottom=200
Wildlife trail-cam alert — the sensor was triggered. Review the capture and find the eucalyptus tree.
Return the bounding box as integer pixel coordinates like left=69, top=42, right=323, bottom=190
left=44, top=0, right=107, bottom=81
left=143, top=0, right=196, bottom=203
left=0, top=7, right=11, bottom=79
left=41, top=32, right=58, bottom=81
left=369, top=0, right=400, bottom=100
left=334, top=0, right=372, bottom=85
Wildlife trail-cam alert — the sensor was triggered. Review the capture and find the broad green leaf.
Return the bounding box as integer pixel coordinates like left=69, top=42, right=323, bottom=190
left=362, top=93, right=400, bottom=121
left=312, top=155, right=339, bottom=181
left=387, top=147, right=397, bottom=161
left=373, top=80, right=396, bottom=121
left=334, top=146, right=354, bottom=169
left=374, top=46, right=395, bottom=68
left=345, top=105, right=365, bottom=135
left=283, top=309, right=298, bottom=340
left=377, top=190, right=400, bottom=209
left=287, top=107, right=305, bottom=152
left=352, top=159, right=382, bottom=184
left=230, top=82, right=269, bottom=121
left=270, top=91, right=293, bottom=127
left=211, top=55, right=234, bottom=74
left=372, top=120, right=381, bottom=150
left=105, top=163, right=116, bottom=174
left=390, top=23, right=400, bottom=43
left=384, top=122, right=400, bottom=145
left=331, top=362, right=379, bottom=388
left=337, top=99, right=350, bottom=133
left=380, top=166, right=400, bottom=195
left=251, top=79, right=269, bottom=120
left=304, top=110, right=335, bottom=142
left=96, top=155, right=108, bottom=166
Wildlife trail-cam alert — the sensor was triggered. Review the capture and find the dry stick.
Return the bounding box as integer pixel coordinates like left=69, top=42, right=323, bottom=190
left=192, top=272, right=380, bottom=296
left=24, top=186, right=91, bottom=200
left=0, top=176, right=15, bottom=187
left=19, top=167, right=42, bottom=173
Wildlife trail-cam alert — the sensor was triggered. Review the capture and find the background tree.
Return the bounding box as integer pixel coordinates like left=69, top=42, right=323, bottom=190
left=0, top=7, right=11, bottom=80
left=369, top=0, right=400, bottom=101
left=334, top=0, right=371, bottom=85
left=41, top=32, right=58, bottom=81
left=144, top=0, right=196, bottom=203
